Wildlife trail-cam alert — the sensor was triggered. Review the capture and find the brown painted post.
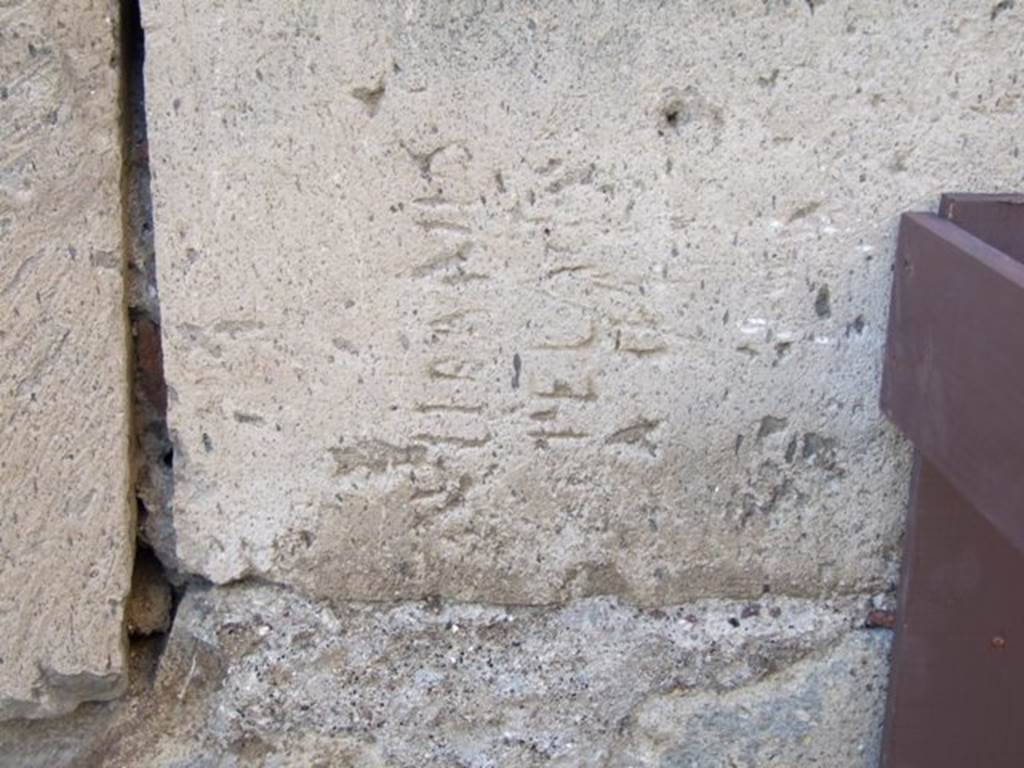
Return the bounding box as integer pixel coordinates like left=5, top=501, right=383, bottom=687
left=880, top=194, right=1024, bottom=767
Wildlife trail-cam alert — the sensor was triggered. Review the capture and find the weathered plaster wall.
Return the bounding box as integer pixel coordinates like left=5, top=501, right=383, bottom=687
left=1, top=0, right=1023, bottom=765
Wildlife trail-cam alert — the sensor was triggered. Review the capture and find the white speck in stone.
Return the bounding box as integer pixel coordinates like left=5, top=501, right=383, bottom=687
left=740, top=317, right=767, bottom=335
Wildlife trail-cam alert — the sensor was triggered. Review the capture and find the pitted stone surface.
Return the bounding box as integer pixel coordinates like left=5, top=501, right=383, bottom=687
left=143, top=1, right=1023, bottom=603
left=0, top=0, right=132, bottom=719
left=0, top=586, right=890, bottom=767
left=611, top=630, right=890, bottom=767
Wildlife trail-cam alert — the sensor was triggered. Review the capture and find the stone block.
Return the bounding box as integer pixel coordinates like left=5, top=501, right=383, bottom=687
left=142, top=0, right=1023, bottom=604
left=0, top=0, right=133, bottom=719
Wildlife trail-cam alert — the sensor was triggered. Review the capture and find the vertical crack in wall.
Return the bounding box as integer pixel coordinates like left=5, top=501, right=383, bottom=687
left=119, top=0, right=180, bottom=640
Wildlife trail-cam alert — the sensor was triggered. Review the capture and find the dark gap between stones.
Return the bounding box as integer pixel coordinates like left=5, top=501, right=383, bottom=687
left=119, top=0, right=181, bottom=642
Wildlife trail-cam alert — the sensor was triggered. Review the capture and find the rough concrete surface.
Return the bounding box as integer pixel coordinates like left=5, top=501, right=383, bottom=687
left=0, top=0, right=133, bottom=719
left=141, top=0, right=1023, bottom=605
left=611, top=631, right=888, bottom=767
left=2, top=0, right=1023, bottom=759
left=0, top=585, right=890, bottom=767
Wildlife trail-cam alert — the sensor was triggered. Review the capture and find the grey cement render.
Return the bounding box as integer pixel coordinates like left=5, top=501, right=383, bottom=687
left=0, top=585, right=890, bottom=767
left=0, top=0, right=133, bottom=719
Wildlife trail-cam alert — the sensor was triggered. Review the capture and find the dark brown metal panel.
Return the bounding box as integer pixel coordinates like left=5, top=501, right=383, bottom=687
left=881, top=195, right=1024, bottom=766
left=880, top=212, right=1024, bottom=554
left=880, top=458, right=1024, bottom=768
left=939, top=193, right=1024, bottom=264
